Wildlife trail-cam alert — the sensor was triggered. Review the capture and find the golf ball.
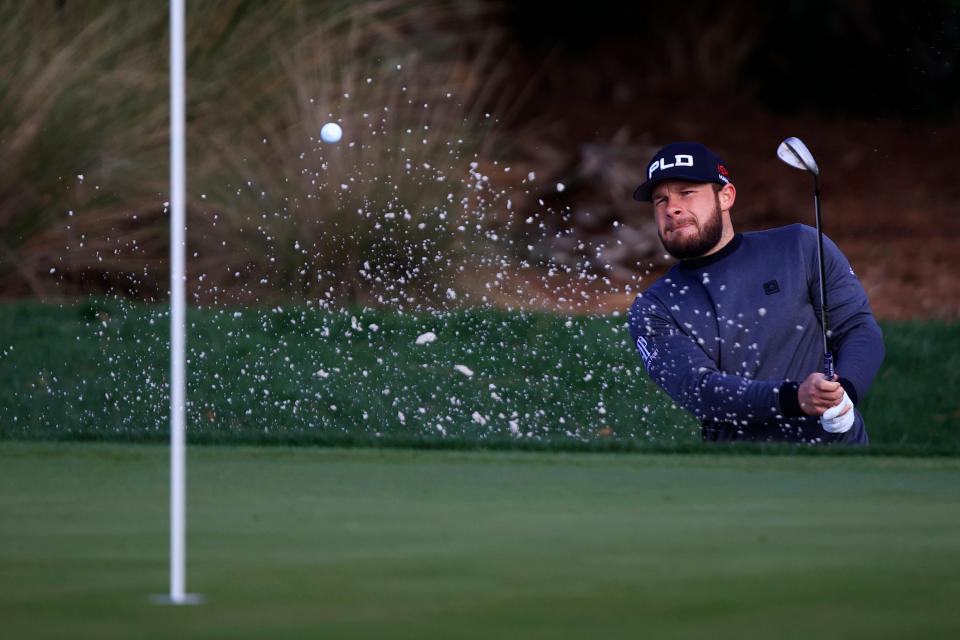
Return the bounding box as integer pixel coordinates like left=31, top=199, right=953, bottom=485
left=320, top=122, right=342, bottom=144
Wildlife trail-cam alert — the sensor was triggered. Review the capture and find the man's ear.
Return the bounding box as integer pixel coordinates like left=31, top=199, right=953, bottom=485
left=719, top=183, right=736, bottom=211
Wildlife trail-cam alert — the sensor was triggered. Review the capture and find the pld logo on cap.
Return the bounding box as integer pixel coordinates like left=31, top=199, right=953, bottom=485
left=648, top=154, right=694, bottom=178
left=633, top=142, right=731, bottom=202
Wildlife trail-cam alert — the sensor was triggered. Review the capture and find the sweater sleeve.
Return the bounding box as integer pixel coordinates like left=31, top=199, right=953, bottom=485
left=628, top=294, right=791, bottom=424
left=810, top=232, right=885, bottom=404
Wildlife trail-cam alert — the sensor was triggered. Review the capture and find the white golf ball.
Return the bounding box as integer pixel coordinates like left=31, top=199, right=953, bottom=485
left=320, top=122, right=342, bottom=144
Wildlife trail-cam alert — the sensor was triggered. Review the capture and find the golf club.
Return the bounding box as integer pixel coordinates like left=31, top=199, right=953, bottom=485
left=776, top=136, right=834, bottom=380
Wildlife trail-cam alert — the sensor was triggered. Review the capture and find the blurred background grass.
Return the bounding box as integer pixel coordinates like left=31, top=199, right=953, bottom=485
left=3, top=0, right=958, bottom=315
left=0, top=0, right=524, bottom=307
left=0, top=299, right=696, bottom=446
left=1, top=300, right=957, bottom=453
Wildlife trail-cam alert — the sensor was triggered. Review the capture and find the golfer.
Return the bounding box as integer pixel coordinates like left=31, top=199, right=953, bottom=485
left=627, top=142, right=884, bottom=444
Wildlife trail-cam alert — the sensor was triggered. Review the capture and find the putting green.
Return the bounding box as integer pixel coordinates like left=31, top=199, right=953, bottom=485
left=2, top=443, right=958, bottom=639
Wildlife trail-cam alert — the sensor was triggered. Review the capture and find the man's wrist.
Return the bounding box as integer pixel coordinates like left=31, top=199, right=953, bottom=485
left=838, top=377, right=859, bottom=405
left=778, top=381, right=804, bottom=417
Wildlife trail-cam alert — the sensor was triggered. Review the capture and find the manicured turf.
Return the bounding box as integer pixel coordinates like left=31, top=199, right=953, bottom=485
left=2, top=300, right=959, bottom=452
left=2, top=442, right=959, bottom=639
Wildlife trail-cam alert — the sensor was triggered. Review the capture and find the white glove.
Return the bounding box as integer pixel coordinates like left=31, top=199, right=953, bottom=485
left=820, top=391, right=855, bottom=434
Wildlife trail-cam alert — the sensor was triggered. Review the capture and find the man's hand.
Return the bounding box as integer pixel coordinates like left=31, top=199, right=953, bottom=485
left=798, top=373, right=844, bottom=416
left=820, top=391, right=855, bottom=433
left=798, top=372, right=855, bottom=434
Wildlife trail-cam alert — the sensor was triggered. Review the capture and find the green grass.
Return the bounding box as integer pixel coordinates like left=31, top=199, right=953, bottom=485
left=1, top=299, right=959, bottom=453
left=0, top=298, right=696, bottom=445
left=2, top=442, right=959, bottom=639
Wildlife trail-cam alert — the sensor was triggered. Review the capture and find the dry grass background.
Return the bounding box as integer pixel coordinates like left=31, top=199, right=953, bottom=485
left=5, top=2, right=956, bottom=319
left=0, top=0, right=546, bottom=308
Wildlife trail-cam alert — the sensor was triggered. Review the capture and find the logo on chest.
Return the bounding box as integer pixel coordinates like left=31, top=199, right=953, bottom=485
left=763, top=280, right=780, bottom=295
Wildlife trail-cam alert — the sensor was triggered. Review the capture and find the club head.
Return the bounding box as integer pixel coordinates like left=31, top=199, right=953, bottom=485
left=777, top=137, right=820, bottom=176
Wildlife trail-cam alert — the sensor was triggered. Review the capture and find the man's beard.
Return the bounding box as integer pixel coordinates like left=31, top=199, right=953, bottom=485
left=658, top=197, right=724, bottom=260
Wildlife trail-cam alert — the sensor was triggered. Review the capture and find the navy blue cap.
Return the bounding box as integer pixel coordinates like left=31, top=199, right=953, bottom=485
left=633, top=142, right=732, bottom=202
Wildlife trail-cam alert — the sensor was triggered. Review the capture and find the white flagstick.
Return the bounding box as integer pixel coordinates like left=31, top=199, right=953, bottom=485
left=153, top=0, right=201, bottom=605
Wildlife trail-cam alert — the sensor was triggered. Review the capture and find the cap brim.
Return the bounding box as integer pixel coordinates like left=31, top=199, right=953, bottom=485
left=633, top=174, right=721, bottom=202
left=632, top=182, right=655, bottom=202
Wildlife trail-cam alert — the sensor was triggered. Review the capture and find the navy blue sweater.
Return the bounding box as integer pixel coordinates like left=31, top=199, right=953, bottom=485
left=627, top=224, right=884, bottom=444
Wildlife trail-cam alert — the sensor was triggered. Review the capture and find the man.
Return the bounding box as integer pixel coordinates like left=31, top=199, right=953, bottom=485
left=627, top=142, right=884, bottom=444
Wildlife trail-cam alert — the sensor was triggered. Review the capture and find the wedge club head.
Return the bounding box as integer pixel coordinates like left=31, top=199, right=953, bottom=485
left=777, top=137, right=820, bottom=176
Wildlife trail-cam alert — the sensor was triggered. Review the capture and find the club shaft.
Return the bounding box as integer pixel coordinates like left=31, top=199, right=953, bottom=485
left=813, top=177, right=834, bottom=379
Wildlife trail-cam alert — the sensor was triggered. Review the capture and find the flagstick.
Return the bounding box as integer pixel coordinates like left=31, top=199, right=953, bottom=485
left=153, top=0, right=201, bottom=605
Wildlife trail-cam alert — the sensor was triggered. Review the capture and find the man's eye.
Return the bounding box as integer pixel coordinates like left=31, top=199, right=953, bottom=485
left=681, top=190, right=696, bottom=196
